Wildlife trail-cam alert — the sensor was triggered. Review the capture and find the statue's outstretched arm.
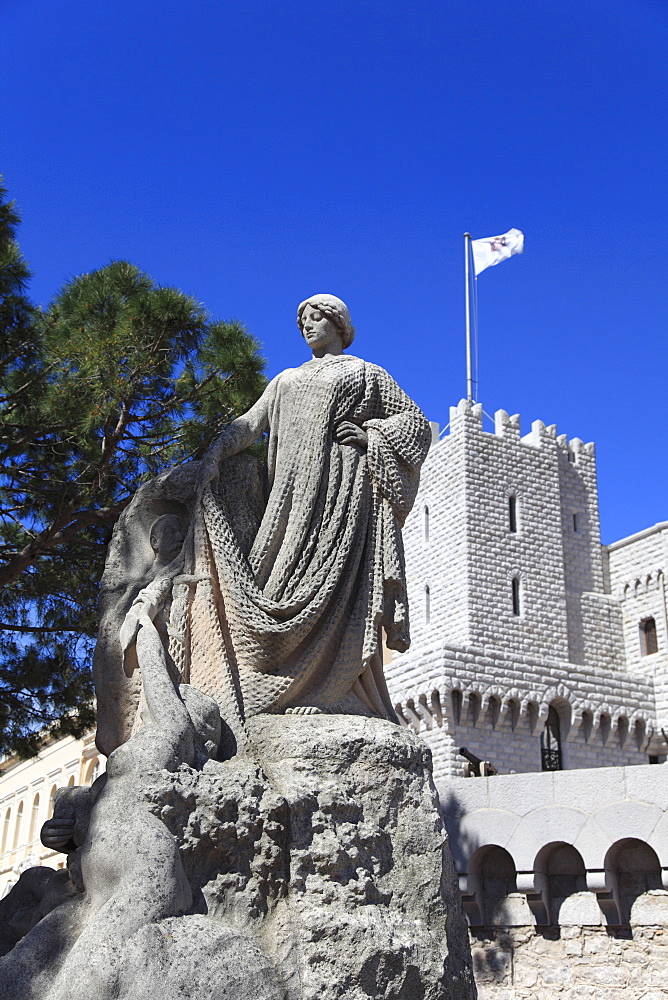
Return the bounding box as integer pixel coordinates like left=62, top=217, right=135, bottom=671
left=135, top=615, right=191, bottom=737
left=198, top=386, right=271, bottom=489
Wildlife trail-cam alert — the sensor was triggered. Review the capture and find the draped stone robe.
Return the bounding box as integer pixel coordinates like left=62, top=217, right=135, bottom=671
left=182, top=355, right=431, bottom=742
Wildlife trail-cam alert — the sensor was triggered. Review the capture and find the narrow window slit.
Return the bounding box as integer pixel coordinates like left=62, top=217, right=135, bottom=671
left=508, top=495, right=517, bottom=533
left=640, top=617, right=658, bottom=656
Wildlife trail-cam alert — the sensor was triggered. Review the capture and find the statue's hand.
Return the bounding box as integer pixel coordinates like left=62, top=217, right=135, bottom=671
left=335, top=421, right=368, bottom=450
left=41, top=816, right=76, bottom=852
left=120, top=598, right=157, bottom=673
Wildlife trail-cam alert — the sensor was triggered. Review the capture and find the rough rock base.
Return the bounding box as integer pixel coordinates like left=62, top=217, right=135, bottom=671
left=1, top=716, right=476, bottom=1000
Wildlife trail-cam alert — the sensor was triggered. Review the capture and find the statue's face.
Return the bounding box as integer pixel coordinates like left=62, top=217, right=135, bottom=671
left=301, top=304, right=342, bottom=352
left=151, top=517, right=185, bottom=563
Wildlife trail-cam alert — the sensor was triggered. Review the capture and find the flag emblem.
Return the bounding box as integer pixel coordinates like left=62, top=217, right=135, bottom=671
left=471, top=228, right=524, bottom=276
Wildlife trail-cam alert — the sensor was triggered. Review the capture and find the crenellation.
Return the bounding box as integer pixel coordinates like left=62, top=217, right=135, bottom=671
left=493, top=408, right=511, bottom=436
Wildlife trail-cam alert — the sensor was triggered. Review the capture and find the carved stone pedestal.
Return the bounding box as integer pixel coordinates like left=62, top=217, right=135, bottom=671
left=0, top=716, right=476, bottom=1000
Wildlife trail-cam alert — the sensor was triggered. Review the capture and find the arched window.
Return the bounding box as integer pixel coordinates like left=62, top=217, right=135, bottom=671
left=85, top=758, right=100, bottom=786
left=1, top=808, right=11, bottom=855
left=470, top=845, right=518, bottom=925
left=640, top=617, right=658, bottom=656
left=424, top=585, right=431, bottom=623
left=67, top=775, right=75, bottom=787
left=541, top=706, right=563, bottom=771
left=511, top=576, right=521, bottom=616
left=536, top=842, right=587, bottom=924
left=423, top=505, right=430, bottom=545
left=13, top=801, right=24, bottom=850
left=48, top=785, right=57, bottom=820
left=451, top=689, right=463, bottom=725
left=606, top=838, right=662, bottom=923
left=29, top=795, right=40, bottom=843
left=508, top=495, right=517, bottom=533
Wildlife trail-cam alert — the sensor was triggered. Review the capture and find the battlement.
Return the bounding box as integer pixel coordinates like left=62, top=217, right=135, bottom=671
left=437, top=398, right=595, bottom=459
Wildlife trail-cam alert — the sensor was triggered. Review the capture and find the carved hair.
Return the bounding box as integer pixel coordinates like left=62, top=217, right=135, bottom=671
left=296, top=294, right=355, bottom=349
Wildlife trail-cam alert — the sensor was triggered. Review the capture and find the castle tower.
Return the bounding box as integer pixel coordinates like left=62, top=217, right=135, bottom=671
left=386, top=400, right=656, bottom=780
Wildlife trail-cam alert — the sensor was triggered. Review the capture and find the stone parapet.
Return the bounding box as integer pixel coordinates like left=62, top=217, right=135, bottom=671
left=387, top=642, right=655, bottom=781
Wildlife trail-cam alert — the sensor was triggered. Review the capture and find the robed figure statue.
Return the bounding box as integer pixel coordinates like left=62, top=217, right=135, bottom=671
left=95, top=294, right=431, bottom=756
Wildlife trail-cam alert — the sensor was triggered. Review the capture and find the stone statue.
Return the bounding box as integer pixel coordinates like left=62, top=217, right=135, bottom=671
left=182, top=293, right=432, bottom=747
left=0, top=294, right=476, bottom=1000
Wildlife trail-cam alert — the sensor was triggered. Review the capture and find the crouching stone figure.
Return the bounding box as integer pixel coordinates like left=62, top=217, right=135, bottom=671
left=0, top=600, right=282, bottom=1000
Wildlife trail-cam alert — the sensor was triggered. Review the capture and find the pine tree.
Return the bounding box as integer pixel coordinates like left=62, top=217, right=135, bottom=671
left=0, top=182, right=266, bottom=758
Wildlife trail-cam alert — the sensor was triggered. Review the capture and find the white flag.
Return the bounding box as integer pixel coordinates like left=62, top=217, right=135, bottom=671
left=471, top=228, right=524, bottom=276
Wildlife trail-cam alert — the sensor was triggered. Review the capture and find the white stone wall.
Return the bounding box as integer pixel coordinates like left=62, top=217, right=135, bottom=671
left=454, top=402, right=572, bottom=663
left=441, top=765, right=668, bottom=999
left=401, top=415, right=470, bottom=649
left=439, top=765, right=668, bottom=876
left=607, top=524, right=668, bottom=743
left=388, top=643, right=653, bottom=783
left=398, top=399, right=628, bottom=679
left=400, top=400, right=611, bottom=664
left=556, top=434, right=611, bottom=668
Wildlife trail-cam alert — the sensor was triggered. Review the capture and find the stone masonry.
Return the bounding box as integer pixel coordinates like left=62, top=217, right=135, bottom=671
left=386, top=399, right=667, bottom=778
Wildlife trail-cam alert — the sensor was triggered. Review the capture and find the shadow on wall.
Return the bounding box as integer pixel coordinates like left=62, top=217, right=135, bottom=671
left=440, top=787, right=513, bottom=985
left=606, top=838, right=663, bottom=925
left=439, top=786, right=480, bottom=878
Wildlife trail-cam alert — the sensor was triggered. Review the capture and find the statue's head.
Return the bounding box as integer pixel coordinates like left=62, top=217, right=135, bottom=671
left=297, top=294, right=355, bottom=350
left=149, top=514, right=185, bottom=565
left=179, top=683, right=222, bottom=758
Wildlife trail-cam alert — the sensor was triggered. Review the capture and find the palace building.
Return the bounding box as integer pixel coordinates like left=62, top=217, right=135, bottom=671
left=385, top=398, right=668, bottom=997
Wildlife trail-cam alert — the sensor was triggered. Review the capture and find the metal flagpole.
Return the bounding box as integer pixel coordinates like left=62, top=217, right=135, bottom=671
left=464, top=232, right=473, bottom=402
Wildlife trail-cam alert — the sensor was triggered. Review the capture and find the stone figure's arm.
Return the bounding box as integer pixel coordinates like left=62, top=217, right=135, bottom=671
left=119, top=571, right=174, bottom=672
left=40, top=785, right=95, bottom=853
left=198, top=382, right=273, bottom=488
left=335, top=420, right=368, bottom=450
left=135, top=614, right=192, bottom=738
left=362, top=365, right=432, bottom=522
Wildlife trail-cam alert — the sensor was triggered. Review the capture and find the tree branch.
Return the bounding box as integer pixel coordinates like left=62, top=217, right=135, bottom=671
left=0, top=623, right=85, bottom=634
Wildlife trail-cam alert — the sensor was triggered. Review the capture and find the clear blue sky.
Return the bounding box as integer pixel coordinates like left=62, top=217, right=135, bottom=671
left=2, top=0, right=666, bottom=543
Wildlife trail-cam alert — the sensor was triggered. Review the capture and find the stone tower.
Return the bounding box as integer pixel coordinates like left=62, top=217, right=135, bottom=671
left=385, top=400, right=658, bottom=780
